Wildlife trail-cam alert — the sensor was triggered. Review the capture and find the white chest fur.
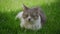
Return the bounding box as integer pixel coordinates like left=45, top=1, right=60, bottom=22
left=16, top=12, right=42, bottom=30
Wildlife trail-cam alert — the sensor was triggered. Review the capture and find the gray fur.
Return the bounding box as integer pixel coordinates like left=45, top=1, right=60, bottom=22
left=23, top=5, right=46, bottom=25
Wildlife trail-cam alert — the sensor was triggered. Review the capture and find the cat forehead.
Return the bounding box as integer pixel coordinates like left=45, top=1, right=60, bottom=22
left=23, top=10, right=37, bottom=15
left=24, top=9, right=37, bottom=13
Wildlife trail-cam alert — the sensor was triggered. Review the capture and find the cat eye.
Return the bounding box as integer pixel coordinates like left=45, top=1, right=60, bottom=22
left=25, top=15, right=28, bottom=17
left=31, top=15, right=38, bottom=19
left=23, top=14, right=28, bottom=18
left=32, top=15, right=35, bottom=17
left=23, top=12, right=28, bottom=18
left=31, top=14, right=37, bottom=17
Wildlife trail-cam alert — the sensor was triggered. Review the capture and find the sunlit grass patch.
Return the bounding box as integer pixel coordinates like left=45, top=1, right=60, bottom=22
left=0, top=0, right=56, bottom=11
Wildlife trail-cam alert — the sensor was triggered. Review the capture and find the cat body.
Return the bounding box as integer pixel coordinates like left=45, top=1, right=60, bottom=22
left=16, top=5, right=46, bottom=30
left=16, top=11, right=42, bottom=30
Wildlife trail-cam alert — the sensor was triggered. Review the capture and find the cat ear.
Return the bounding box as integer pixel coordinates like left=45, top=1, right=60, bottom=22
left=22, top=4, right=29, bottom=10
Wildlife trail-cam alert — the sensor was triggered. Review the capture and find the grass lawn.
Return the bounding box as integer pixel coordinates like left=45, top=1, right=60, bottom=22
left=0, top=0, right=60, bottom=34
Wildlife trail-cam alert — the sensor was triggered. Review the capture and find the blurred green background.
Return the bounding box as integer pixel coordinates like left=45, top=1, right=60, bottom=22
left=0, top=0, right=60, bottom=34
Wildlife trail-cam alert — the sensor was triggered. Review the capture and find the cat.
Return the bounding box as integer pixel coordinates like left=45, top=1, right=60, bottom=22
left=15, top=5, right=46, bottom=30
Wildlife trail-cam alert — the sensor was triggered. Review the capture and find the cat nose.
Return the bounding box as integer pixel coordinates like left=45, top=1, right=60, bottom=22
left=28, top=18, right=31, bottom=21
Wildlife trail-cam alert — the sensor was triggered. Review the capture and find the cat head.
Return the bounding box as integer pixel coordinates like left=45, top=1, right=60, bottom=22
left=22, top=5, right=40, bottom=22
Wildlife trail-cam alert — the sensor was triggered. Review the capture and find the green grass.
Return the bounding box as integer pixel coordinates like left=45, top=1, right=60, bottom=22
left=0, top=0, right=60, bottom=34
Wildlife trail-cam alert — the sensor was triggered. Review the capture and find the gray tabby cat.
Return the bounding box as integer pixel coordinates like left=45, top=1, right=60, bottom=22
left=16, top=5, right=46, bottom=30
